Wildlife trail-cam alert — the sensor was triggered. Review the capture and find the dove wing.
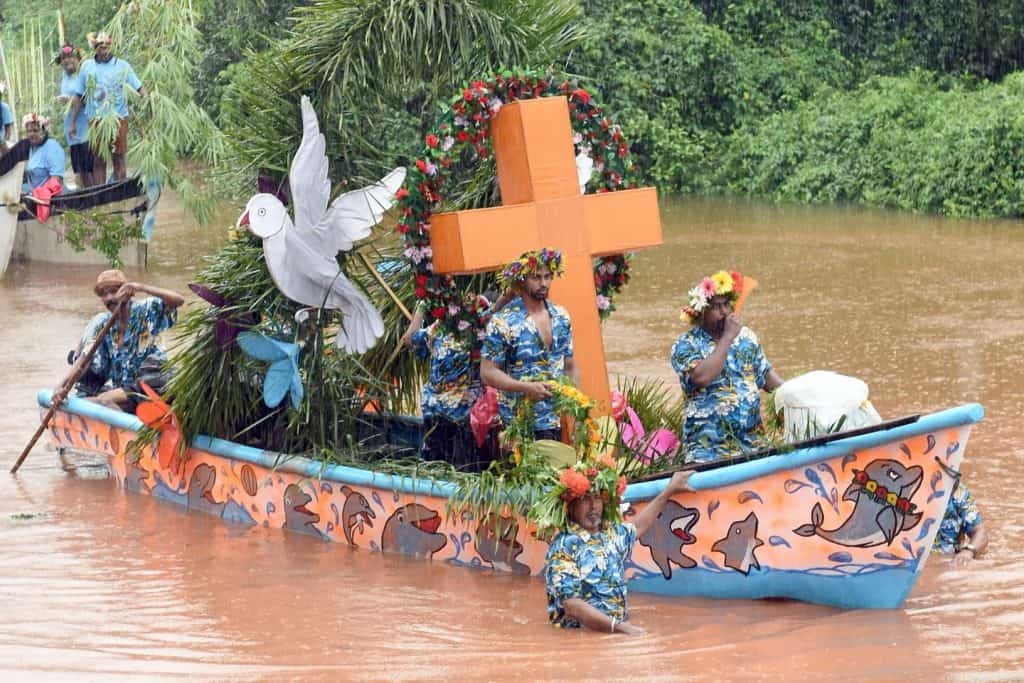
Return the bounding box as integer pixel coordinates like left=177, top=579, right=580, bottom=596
left=300, top=167, right=407, bottom=254
left=288, top=96, right=331, bottom=232
left=322, top=273, right=385, bottom=354
left=576, top=150, right=593, bottom=194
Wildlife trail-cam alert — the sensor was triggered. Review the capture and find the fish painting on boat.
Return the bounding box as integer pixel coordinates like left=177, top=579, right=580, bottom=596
left=39, top=390, right=982, bottom=610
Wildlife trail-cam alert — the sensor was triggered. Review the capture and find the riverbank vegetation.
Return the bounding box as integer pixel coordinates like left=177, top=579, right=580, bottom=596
left=6, top=1, right=1024, bottom=217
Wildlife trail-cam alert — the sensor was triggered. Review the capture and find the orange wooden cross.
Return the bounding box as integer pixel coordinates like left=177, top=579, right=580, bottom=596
left=429, top=96, right=663, bottom=412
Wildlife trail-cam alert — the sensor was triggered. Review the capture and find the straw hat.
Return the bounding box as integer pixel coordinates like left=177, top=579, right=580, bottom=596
left=94, top=269, right=127, bottom=295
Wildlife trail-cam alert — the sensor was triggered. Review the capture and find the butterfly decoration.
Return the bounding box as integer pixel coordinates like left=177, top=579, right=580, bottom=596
left=620, top=406, right=680, bottom=465
left=236, top=331, right=304, bottom=410
left=135, top=381, right=185, bottom=474
left=188, top=283, right=257, bottom=350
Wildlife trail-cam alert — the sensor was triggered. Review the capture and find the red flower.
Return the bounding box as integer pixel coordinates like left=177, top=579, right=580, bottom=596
left=415, top=286, right=426, bottom=299
left=463, top=88, right=473, bottom=101
left=572, top=88, right=591, bottom=104
left=457, top=130, right=470, bottom=142
left=730, top=271, right=744, bottom=294
left=426, top=134, right=438, bottom=148
left=431, top=306, right=446, bottom=319
left=470, top=348, right=481, bottom=360
left=415, top=159, right=427, bottom=174
left=875, top=486, right=889, bottom=500
left=896, top=498, right=911, bottom=513
left=586, top=468, right=598, bottom=478
left=416, top=274, right=428, bottom=286
left=855, top=470, right=868, bottom=484
left=616, top=476, right=627, bottom=497
left=560, top=469, right=591, bottom=499
left=395, top=188, right=409, bottom=200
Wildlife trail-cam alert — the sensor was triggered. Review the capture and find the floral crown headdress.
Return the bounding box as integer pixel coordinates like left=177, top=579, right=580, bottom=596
left=679, top=269, right=744, bottom=326
left=22, top=112, right=50, bottom=130
left=528, top=453, right=627, bottom=537
left=497, top=248, right=564, bottom=289
left=53, top=44, right=82, bottom=65
left=87, top=31, right=112, bottom=49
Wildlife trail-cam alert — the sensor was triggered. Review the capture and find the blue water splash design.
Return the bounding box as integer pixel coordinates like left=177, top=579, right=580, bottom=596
left=701, top=554, right=720, bottom=571
left=901, top=538, right=914, bottom=555
left=392, top=490, right=401, bottom=503
left=924, top=434, right=936, bottom=454
left=461, top=510, right=475, bottom=525
left=449, top=532, right=463, bottom=557
left=946, top=441, right=960, bottom=459
left=326, top=522, right=334, bottom=533
left=926, top=470, right=945, bottom=503
left=372, top=491, right=385, bottom=511
left=738, top=490, right=763, bottom=505
left=370, top=541, right=380, bottom=553
left=266, top=501, right=276, bottom=515
left=321, top=482, right=333, bottom=494
left=828, top=551, right=852, bottom=563
left=874, top=552, right=901, bottom=561
left=915, top=518, right=936, bottom=542
left=707, top=499, right=720, bottom=519
left=460, top=531, right=472, bottom=551
left=841, top=453, right=857, bottom=471
left=769, top=535, right=791, bottom=548
left=805, top=468, right=828, bottom=499
left=817, top=462, right=838, bottom=484
left=330, top=502, right=339, bottom=526
left=899, top=443, right=911, bottom=458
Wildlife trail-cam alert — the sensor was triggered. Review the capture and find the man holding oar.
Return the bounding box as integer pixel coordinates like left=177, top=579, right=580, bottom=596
left=54, top=269, right=183, bottom=412
left=671, top=270, right=784, bottom=462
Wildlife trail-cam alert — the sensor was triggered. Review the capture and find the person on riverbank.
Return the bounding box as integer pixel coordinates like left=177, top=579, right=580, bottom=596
left=543, top=464, right=695, bottom=634
left=671, top=270, right=784, bottom=462
left=69, top=31, right=145, bottom=185
left=480, top=248, right=578, bottom=442
left=933, top=478, right=988, bottom=568
left=399, top=292, right=511, bottom=471
left=55, top=44, right=94, bottom=189
left=0, top=83, right=12, bottom=151
left=53, top=269, right=183, bottom=412
left=21, top=113, right=65, bottom=223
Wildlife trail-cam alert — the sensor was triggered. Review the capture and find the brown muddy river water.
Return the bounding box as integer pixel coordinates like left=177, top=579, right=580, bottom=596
left=1, top=196, right=1022, bottom=680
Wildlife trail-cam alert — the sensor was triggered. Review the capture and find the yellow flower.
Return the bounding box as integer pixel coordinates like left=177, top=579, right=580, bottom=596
left=711, top=270, right=734, bottom=295
left=512, top=448, right=522, bottom=466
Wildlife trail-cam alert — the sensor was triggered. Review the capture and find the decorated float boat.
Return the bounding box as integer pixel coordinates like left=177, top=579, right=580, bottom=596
left=39, top=390, right=982, bottom=610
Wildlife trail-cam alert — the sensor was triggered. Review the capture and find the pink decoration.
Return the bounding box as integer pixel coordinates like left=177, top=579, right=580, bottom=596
left=31, top=176, right=63, bottom=223
left=470, top=386, right=499, bottom=447
left=620, top=406, right=680, bottom=465
left=610, top=389, right=627, bottom=421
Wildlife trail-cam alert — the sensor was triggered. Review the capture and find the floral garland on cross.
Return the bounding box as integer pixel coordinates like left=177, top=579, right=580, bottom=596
left=395, top=70, right=638, bottom=350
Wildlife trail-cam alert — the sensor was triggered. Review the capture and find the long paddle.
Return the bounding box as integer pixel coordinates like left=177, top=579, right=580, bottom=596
left=11, top=303, right=123, bottom=473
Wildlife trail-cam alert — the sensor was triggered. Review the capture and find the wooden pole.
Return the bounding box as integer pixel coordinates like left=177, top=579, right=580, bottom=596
left=357, top=251, right=412, bottom=321
left=11, top=303, right=122, bottom=473
left=56, top=1, right=67, bottom=46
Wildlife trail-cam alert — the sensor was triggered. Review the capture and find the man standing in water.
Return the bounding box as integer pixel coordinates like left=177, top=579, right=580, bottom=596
left=544, top=463, right=695, bottom=634
left=933, top=478, right=988, bottom=568
left=54, top=269, right=183, bottom=411
left=671, top=270, right=784, bottom=462
left=68, top=31, right=146, bottom=185
left=480, top=248, right=578, bottom=441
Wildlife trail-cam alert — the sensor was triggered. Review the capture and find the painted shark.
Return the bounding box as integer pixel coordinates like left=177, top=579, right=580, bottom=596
left=793, top=458, right=923, bottom=548
left=712, top=512, right=764, bottom=575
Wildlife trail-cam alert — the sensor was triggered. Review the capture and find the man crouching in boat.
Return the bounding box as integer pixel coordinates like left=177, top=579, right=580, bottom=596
left=543, top=464, right=695, bottom=635
left=480, top=248, right=578, bottom=442
left=671, top=270, right=784, bottom=463
left=53, top=269, right=183, bottom=411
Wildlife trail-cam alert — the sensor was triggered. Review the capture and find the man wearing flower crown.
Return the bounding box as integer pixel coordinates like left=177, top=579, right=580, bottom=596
left=671, top=270, right=784, bottom=462
left=480, top=248, right=578, bottom=441
left=540, top=462, right=695, bottom=634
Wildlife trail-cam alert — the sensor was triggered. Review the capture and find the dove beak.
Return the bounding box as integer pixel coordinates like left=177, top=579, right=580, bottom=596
left=237, top=211, right=250, bottom=228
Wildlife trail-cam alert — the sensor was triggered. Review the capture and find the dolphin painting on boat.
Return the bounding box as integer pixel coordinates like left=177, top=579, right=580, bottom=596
left=637, top=500, right=700, bottom=579
left=712, top=511, right=764, bottom=575
left=793, top=458, right=923, bottom=547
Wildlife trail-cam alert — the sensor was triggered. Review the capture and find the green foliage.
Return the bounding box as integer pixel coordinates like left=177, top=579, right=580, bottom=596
left=218, top=0, right=585, bottom=190
left=715, top=70, right=1024, bottom=217
left=613, top=376, right=686, bottom=478
left=61, top=209, right=144, bottom=267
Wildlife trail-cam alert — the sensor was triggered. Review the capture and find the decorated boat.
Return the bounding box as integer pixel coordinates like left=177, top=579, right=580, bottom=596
left=40, top=390, right=982, bottom=610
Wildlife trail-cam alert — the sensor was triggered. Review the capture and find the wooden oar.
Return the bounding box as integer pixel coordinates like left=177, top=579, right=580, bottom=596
left=11, top=303, right=123, bottom=474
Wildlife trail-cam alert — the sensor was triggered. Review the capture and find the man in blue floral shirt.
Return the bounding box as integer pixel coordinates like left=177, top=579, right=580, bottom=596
left=480, top=249, right=578, bottom=441
left=932, top=480, right=988, bottom=568
left=544, top=465, right=695, bottom=635
left=400, top=294, right=510, bottom=471
left=55, top=269, right=184, bottom=411
left=671, top=270, right=783, bottom=462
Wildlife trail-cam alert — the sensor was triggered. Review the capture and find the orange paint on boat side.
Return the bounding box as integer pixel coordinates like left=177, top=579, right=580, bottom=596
left=45, top=408, right=972, bottom=588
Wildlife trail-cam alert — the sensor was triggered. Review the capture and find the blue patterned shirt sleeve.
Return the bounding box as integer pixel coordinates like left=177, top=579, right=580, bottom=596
left=416, top=325, right=480, bottom=422
left=545, top=522, right=636, bottom=628
left=101, top=297, right=178, bottom=387
left=932, top=484, right=983, bottom=554
left=410, top=328, right=430, bottom=361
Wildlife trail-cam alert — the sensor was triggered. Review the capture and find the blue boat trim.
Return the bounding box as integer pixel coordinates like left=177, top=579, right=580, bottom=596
left=37, top=390, right=983, bottom=502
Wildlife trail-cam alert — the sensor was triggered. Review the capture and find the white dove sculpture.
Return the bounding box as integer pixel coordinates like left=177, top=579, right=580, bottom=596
left=237, top=96, right=406, bottom=355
